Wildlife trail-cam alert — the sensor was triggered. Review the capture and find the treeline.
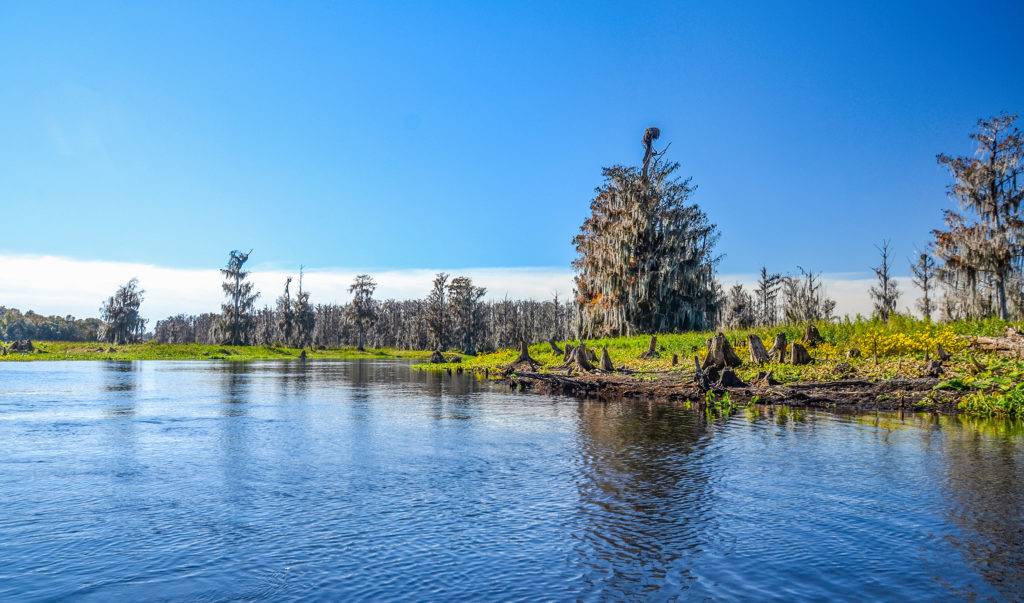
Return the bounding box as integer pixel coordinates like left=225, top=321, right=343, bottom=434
left=0, top=307, right=103, bottom=341
left=154, top=291, right=575, bottom=353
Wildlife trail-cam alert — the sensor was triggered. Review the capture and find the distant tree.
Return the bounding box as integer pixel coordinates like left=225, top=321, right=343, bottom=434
left=910, top=248, right=937, bottom=320
left=869, top=240, right=900, bottom=322
left=753, top=267, right=783, bottom=326
left=448, top=276, right=487, bottom=355
left=294, top=268, right=314, bottom=348
left=276, top=276, right=296, bottom=346
left=345, top=274, right=377, bottom=351
left=100, top=278, right=147, bottom=344
left=722, top=283, right=756, bottom=328
left=781, top=267, right=835, bottom=323
left=218, top=249, right=259, bottom=345
left=934, top=113, right=1024, bottom=320
left=573, top=130, right=721, bottom=337
left=425, top=272, right=449, bottom=350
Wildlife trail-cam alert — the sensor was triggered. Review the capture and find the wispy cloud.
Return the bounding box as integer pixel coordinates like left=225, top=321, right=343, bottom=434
left=0, top=254, right=916, bottom=324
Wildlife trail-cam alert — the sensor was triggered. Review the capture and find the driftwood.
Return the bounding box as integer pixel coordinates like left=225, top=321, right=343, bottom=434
left=767, top=333, right=787, bottom=363
left=702, top=333, right=742, bottom=370
left=747, top=334, right=770, bottom=364
left=549, top=338, right=564, bottom=356
left=428, top=350, right=446, bottom=363
left=638, top=335, right=660, bottom=359
left=959, top=328, right=1024, bottom=356
left=600, top=347, right=614, bottom=371
left=790, top=342, right=813, bottom=365
left=802, top=324, right=823, bottom=347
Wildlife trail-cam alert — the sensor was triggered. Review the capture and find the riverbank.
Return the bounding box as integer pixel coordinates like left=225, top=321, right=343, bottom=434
left=418, top=318, right=1024, bottom=418
left=0, top=341, right=430, bottom=362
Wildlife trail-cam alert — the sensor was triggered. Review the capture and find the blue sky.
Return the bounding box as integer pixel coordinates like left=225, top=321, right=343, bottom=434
left=1, top=1, right=1022, bottom=283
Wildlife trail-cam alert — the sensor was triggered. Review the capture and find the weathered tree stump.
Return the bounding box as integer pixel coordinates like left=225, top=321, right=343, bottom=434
left=923, top=359, right=944, bottom=378
left=716, top=368, right=746, bottom=388
left=549, top=338, right=564, bottom=356
left=600, top=347, right=614, bottom=371
left=563, top=343, right=575, bottom=359
left=514, top=341, right=537, bottom=365
left=790, top=342, right=813, bottom=365
left=9, top=339, right=34, bottom=353
left=638, top=335, right=660, bottom=359
left=767, top=333, right=787, bottom=363
left=802, top=324, right=823, bottom=347
left=428, top=350, right=446, bottom=363
left=693, top=355, right=712, bottom=391
left=702, top=333, right=742, bottom=371
left=671, top=353, right=679, bottom=366
left=846, top=348, right=862, bottom=359
left=574, top=342, right=596, bottom=372
left=747, top=334, right=770, bottom=364
left=936, top=344, right=951, bottom=361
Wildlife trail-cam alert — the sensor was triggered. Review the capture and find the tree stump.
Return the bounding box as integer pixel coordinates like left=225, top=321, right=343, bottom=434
left=702, top=333, right=742, bottom=370
left=747, top=334, right=770, bottom=364
left=586, top=347, right=599, bottom=363
left=923, top=359, right=944, bottom=378
left=639, top=335, right=660, bottom=359
left=600, top=347, right=614, bottom=371
left=428, top=350, right=446, bottom=363
left=767, top=333, right=787, bottom=363
left=693, top=355, right=712, bottom=392
left=574, top=342, right=596, bottom=372
left=563, top=343, right=575, bottom=360
left=846, top=348, right=862, bottom=359
left=716, top=368, right=746, bottom=388
left=514, top=341, right=537, bottom=365
left=790, top=342, right=813, bottom=365
left=671, top=353, right=679, bottom=366
left=753, top=370, right=779, bottom=386
left=549, top=338, right=564, bottom=356
left=936, top=344, right=951, bottom=361
left=802, top=324, right=823, bottom=347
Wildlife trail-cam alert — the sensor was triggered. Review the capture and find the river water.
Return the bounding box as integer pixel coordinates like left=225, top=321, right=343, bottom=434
left=1, top=360, right=1022, bottom=601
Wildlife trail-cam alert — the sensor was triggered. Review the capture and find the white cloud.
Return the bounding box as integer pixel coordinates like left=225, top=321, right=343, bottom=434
left=0, top=253, right=917, bottom=324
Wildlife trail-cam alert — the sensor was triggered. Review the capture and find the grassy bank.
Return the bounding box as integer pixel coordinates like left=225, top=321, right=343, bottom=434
left=0, top=341, right=431, bottom=362
left=419, top=316, right=1024, bottom=418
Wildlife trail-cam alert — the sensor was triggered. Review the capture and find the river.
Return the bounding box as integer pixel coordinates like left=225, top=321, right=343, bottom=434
left=1, top=360, right=1022, bottom=600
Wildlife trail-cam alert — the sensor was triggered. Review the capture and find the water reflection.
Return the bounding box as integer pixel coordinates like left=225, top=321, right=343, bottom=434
left=571, top=400, right=714, bottom=596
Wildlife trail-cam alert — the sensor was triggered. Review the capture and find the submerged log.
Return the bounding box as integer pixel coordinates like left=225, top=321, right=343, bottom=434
left=600, top=347, right=614, bottom=371
left=747, top=334, right=770, bottom=364
left=702, top=333, right=742, bottom=371
left=767, top=333, right=787, bottom=363
left=790, top=342, right=813, bottom=365
left=802, top=324, right=823, bottom=347
left=549, top=338, right=564, bottom=356
left=638, top=335, right=660, bottom=359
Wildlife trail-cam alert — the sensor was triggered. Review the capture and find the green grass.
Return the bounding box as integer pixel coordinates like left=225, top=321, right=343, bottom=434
left=0, top=341, right=432, bottom=362
left=417, top=316, right=1024, bottom=418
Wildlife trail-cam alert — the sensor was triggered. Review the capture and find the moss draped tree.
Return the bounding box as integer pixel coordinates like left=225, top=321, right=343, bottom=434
left=573, top=130, right=721, bottom=338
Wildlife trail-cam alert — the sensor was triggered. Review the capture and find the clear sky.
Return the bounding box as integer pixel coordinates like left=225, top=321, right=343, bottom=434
left=0, top=1, right=1022, bottom=316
